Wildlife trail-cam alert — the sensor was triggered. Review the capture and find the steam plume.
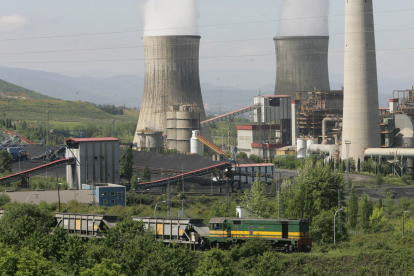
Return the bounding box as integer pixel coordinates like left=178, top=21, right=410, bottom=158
left=278, top=0, right=329, bottom=36
left=139, top=0, right=199, bottom=37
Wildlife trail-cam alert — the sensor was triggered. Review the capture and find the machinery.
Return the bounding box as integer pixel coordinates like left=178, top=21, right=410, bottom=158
left=208, top=217, right=311, bottom=252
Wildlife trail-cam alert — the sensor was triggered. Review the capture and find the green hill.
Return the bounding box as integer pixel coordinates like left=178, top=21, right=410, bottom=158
left=0, top=79, right=57, bottom=100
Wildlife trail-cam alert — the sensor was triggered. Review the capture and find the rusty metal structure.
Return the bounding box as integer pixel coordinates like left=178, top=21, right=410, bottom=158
left=393, top=86, right=414, bottom=118
left=295, top=90, right=343, bottom=142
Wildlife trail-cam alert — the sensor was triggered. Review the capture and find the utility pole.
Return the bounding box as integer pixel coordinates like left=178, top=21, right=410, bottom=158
left=167, top=175, right=171, bottom=217
left=338, top=188, right=342, bottom=234
left=226, top=178, right=229, bottom=213
left=278, top=171, right=281, bottom=219
left=46, top=110, right=49, bottom=146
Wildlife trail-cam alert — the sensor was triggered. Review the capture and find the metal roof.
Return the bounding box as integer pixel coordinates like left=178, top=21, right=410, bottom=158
left=210, top=217, right=308, bottom=223
left=65, top=137, right=119, bottom=143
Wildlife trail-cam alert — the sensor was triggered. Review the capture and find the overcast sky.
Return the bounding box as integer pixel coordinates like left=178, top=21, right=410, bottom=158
left=0, top=0, right=413, bottom=85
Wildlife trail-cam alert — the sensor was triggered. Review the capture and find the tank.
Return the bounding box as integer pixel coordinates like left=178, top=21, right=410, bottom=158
left=274, top=36, right=330, bottom=98
left=133, top=35, right=211, bottom=144
left=166, top=104, right=200, bottom=153
left=191, top=130, right=202, bottom=155
left=297, top=138, right=306, bottom=158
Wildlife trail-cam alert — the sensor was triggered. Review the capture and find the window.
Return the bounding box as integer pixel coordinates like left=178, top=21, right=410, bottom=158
left=102, top=192, right=107, bottom=197
left=117, top=191, right=123, bottom=195
left=110, top=191, right=115, bottom=196
left=110, top=199, right=115, bottom=204
left=233, top=221, right=241, bottom=225
left=103, top=199, right=108, bottom=204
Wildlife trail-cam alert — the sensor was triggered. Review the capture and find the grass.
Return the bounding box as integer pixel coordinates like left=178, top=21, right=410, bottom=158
left=0, top=97, right=140, bottom=129
left=0, top=79, right=57, bottom=100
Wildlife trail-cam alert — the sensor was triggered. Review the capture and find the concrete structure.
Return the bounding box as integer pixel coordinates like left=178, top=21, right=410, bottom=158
left=291, top=100, right=300, bottom=146
left=136, top=130, right=164, bottom=152
left=66, top=138, right=120, bottom=189
left=274, top=36, right=330, bottom=98
left=342, top=0, right=381, bottom=160
left=82, top=184, right=126, bottom=207
left=3, top=189, right=95, bottom=205
left=190, top=130, right=202, bottom=155
left=134, top=35, right=210, bottom=144
left=166, top=104, right=201, bottom=153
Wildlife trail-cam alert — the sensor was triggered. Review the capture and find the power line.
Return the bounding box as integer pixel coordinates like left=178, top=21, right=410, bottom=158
left=0, top=8, right=413, bottom=43
left=2, top=26, right=414, bottom=56
left=1, top=46, right=414, bottom=64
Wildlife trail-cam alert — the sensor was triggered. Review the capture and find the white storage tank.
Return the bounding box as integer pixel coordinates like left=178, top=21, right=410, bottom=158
left=191, top=130, right=202, bottom=155
left=297, top=138, right=306, bottom=159
left=306, top=138, right=318, bottom=157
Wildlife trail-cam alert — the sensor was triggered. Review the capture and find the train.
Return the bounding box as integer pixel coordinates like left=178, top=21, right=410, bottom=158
left=53, top=213, right=311, bottom=252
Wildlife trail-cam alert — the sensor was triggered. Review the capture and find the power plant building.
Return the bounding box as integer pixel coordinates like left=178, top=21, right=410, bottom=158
left=134, top=35, right=210, bottom=146
left=342, top=0, right=381, bottom=160
left=274, top=36, right=330, bottom=98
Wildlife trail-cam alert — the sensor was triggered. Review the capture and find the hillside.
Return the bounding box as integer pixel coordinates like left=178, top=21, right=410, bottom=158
left=0, top=79, right=57, bottom=100
left=0, top=97, right=140, bottom=129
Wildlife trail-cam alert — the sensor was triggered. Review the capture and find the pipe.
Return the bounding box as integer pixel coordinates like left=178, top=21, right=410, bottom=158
left=322, top=117, right=342, bottom=141
left=364, top=148, right=414, bottom=158
left=308, top=144, right=336, bottom=156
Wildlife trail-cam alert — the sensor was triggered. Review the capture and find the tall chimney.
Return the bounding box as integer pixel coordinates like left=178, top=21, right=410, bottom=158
left=274, top=36, right=330, bottom=98
left=342, top=0, right=381, bottom=160
left=134, top=35, right=210, bottom=144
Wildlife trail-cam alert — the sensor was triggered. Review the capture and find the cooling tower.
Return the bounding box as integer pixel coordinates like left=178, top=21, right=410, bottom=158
left=274, top=36, right=330, bottom=98
left=342, top=0, right=381, bottom=161
left=134, top=35, right=210, bottom=145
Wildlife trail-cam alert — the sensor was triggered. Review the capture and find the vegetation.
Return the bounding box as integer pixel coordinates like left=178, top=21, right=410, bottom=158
left=141, top=165, right=151, bottom=182
left=0, top=149, right=12, bottom=173
left=120, top=145, right=133, bottom=181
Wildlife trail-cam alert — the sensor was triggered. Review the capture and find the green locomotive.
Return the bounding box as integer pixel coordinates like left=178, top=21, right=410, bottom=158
left=208, top=217, right=311, bottom=252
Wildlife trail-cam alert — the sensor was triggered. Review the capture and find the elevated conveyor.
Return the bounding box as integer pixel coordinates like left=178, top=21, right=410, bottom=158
left=200, top=103, right=260, bottom=128
left=3, top=130, right=35, bottom=145
left=0, top=157, right=75, bottom=185
left=196, top=134, right=225, bottom=154
left=138, top=162, right=230, bottom=188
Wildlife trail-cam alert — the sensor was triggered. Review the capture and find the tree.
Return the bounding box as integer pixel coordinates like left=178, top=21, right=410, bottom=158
left=130, top=175, right=139, bottom=190
left=0, top=193, right=10, bottom=207
left=81, top=259, right=125, bottom=276
left=359, top=193, right=373, bottom=231
left=241, top=176, right=271, bottom=218
left=309, top=209, right=336, bottom=245
left=375, top=173, right=383, bottom=189
left=381, top=165, right=391, bottom=176
left=0, top=245, right=58, bottom=276
left=399, top=197, right=410, bottom=210
left=175, top=182, right=182, bottom=193
left=238, top=152, right=248, bottom=159
left=385, top=192, right=394, bottom=213
left=369, top=207, right=387, bottom=232
left=284, top=159, right=344, bottom=223
left=119, top=145, right=133, bottom=181
left=0, top=149, right=13, bottom=173
left=348, top=187, right=358, bottom=230
left=250, top=252, right=282, bottom=276
left=194, top=249, right=235, bottom=276
left=141, top=165, right=151, bottom=182
left=357, top=157, right=361, bottom=172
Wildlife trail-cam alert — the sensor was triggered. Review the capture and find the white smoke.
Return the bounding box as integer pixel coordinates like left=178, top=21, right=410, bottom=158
left=139, top=0, right=199, bottom=37
left=278, top=0, right=329, bottom=36
left=0, top=14, right=28, bottom=32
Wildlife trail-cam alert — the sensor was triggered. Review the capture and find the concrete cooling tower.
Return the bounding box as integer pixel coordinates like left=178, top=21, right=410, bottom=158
left=342, top=0, right=381, bottom=161
left=134, top=35, right=210, bottom=145
left=274, top=36, right=330, bottom=98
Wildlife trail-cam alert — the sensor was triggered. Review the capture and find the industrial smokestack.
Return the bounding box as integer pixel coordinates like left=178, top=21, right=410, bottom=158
left=133, top=35, right=210, bottom=143
left=342, top=0, right=381, bottom=160
left=273, top=36, right=330, bottom=98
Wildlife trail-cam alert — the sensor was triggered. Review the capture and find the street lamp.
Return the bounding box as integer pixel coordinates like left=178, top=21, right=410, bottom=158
left=26, top=193, right=39, bottom=204
left=140, top=189, right=150, bottom=208
left=334, top=208, right=344, bottom=245
left=402, top=211, right=411, bottom=236
left=154, top=201, right=166, bottom=217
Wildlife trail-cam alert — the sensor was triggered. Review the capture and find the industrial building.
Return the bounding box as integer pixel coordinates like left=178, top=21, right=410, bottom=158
left=82, top=184, right=126, bottom=207
left=66, top=137, right=120, bottom=189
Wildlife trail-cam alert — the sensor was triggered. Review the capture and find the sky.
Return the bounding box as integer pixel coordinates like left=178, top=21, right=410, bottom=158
left=0, top=0, right=413, bottom=88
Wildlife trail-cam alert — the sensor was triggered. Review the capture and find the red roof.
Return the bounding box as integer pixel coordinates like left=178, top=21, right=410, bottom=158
left=389, top=98, right=398, bottom=103
left=237, top=163, right=274, bottom=167
left=65, top=137, right=119, bottom=143
left=237, top=125, right=281, bottom=130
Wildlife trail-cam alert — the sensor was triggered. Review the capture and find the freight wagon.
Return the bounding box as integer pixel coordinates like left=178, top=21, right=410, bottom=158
left=208, top=217, right=311, bottom=252
left=132, top=217, right=210, bottom=248
left=54, top=213, right=118, bottom=237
